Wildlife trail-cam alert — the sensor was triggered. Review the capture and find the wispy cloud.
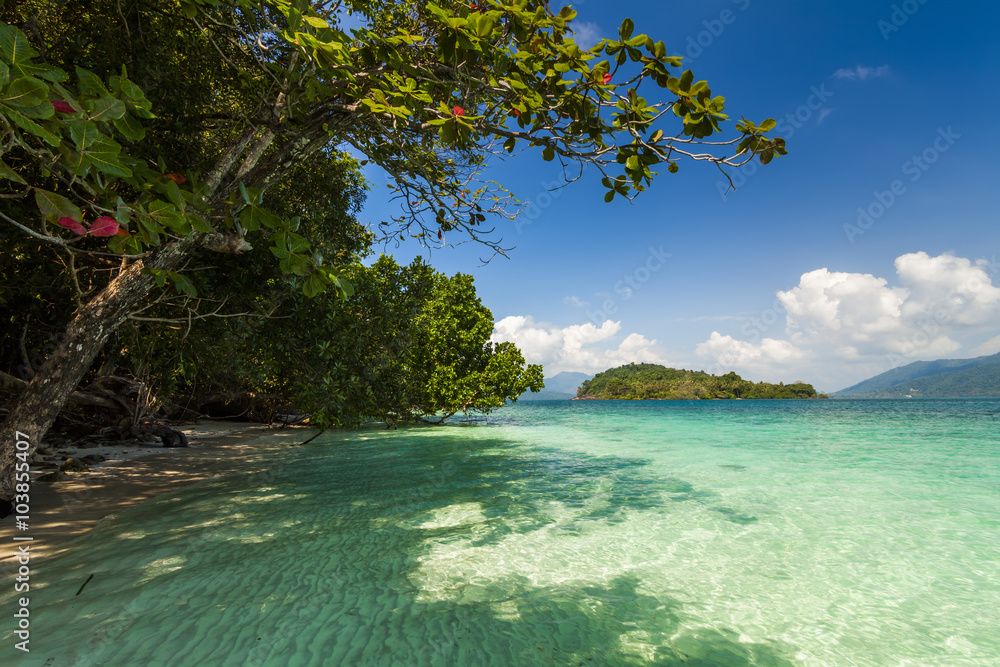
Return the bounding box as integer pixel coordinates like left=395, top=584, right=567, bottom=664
left=832, top=65, right=890, bottom=81
left=563, top=295, right=589, bottom=308
left=817, top=107, right=835, bottom=125
left=570, top=21, right=602, bottom=50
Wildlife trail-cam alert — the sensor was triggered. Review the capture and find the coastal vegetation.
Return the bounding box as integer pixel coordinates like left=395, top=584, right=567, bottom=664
left=576, top=363, right=825, bottom=400
left=0, top=0, right=786, bottom=506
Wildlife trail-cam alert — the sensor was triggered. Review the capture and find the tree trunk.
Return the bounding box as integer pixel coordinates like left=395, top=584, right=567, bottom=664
left=0, top=127, right=330, bottom=507
left=0, top=239, right=193, bottom=504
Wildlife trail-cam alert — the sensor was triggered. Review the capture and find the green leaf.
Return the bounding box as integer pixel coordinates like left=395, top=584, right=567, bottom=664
left=0, top=24, right=38, bottom=72
left=604, top=190, right=615, bottom=203
left=1, top=77, right=48, bottom=107
left=5, top=107, right=59, bottom=146
left=240, top=203, right=282, bottom=231
left=85, top=135, right=131, bottom=177
left=170, top=272, right=198, bottom=297
left=0, top=158, right=26, bottom=184
left=626, top=155, right=639, bottom=171
left=302, top=275, right=324, bottom=298
left=164, top=179, right=186, bottom=212
left=112, top=113, right=146, bottom=141
left=88, top=96, right=127, bottom=122
left=186, top=212, right=213, bottom=233
left=758, top=118, right=777, bottom=132
left=16, top=100, right=55, bottom=119
left=68, top=120, right=99, bottom=150
left=146, top=200, right=187, bottom=233
left=35, top=188, right=81, bottom=223
left=620, top=18, right=635, bottom=41
left=679, top=69, right=693, bottom=91
left=542, top=145, right=555, bottom=161
left=75, top=67, right=108, bottom=96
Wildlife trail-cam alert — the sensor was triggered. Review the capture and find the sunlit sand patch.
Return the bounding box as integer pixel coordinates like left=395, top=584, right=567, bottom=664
left=410, top=515, right=642, bottom=605
left=417, top=502, right=487, bottom=529
left=237, top=532, right=277, bottom=544
left=117, top=531, right=148, bottom=540
left=137, top=555, right=187, bottom=584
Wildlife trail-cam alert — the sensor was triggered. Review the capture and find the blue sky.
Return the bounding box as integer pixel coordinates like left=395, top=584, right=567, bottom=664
left=354, top=0, right=1000, bottom=392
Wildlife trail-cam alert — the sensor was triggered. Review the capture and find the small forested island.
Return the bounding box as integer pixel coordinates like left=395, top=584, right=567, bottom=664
left=575, top=363, right=826, bottom=400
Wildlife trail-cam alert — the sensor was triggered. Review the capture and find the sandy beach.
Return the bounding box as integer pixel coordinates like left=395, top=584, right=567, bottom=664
left=0, top=422, right=314, bottom=565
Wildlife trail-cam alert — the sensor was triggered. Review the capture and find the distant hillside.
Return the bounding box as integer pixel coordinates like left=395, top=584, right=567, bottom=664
left=835, top=352, right=1000, bottom=397
left=519, top=371, right=593, bottom=401
left=576, top=363, right=824, bottom=400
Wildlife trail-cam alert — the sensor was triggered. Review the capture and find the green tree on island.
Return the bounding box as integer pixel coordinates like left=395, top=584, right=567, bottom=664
left=0, top=0, right=786, bottom=505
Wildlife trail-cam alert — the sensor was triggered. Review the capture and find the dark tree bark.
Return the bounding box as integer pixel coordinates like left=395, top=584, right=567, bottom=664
left=0, top=239, right=193, bottom=503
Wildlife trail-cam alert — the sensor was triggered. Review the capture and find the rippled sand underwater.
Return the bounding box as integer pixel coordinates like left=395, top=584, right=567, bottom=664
left=4, top=399, right=1000, bottom=666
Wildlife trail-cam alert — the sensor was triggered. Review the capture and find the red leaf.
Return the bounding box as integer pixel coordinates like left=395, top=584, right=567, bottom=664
left=89, top=216, right=120, bottom=237
left=165, top=173, right=188, bottom=184
left=602, top=73, right=613, bottom=84
left=513, top=109, right=520, bottom=117
left=453, top=106, right=465, bottom=116
left=57, top=217, right=86, bottom=236
left=50, top=100, right=75, bottom=113
left=437, top=229, right=443, bottom=240
left=115, top=228, right=131, bottom=237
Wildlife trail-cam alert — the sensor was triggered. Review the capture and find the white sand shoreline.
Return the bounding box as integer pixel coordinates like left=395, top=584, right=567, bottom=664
left=0, top=421, right=314, bottom=565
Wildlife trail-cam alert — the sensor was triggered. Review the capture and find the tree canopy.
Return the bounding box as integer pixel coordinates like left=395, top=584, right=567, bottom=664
left=0, top=0, right=787, bottom=505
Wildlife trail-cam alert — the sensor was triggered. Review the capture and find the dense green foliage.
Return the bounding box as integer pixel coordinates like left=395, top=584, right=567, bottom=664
left=577, top=363, right=825, bottom=400
left=835, top=353, right=1000, bottom=398
left=128, top=255, right=543, bottom=426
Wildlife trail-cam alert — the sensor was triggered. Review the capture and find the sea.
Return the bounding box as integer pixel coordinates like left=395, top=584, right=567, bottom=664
left=3, top=399, right=999, bottom=666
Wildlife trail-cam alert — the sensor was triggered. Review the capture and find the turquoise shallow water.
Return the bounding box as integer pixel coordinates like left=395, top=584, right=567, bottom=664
left=3, top=399, right=1000, bottom=666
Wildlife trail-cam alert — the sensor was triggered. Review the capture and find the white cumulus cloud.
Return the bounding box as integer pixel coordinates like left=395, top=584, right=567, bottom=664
left=492, top=316, right=666, bottom=374
left=696, top=252, right=1000, bottom=388
left=696, top=332, right=807, bottom=374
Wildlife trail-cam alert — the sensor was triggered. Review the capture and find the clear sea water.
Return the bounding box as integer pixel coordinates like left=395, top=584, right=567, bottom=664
left=3, top=399, right=1000, bottom=666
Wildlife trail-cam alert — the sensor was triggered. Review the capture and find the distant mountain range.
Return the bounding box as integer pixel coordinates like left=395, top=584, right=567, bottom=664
left=834, top=352, right=1000, bottom=397
left=518, top=371, right=593, bottom=401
